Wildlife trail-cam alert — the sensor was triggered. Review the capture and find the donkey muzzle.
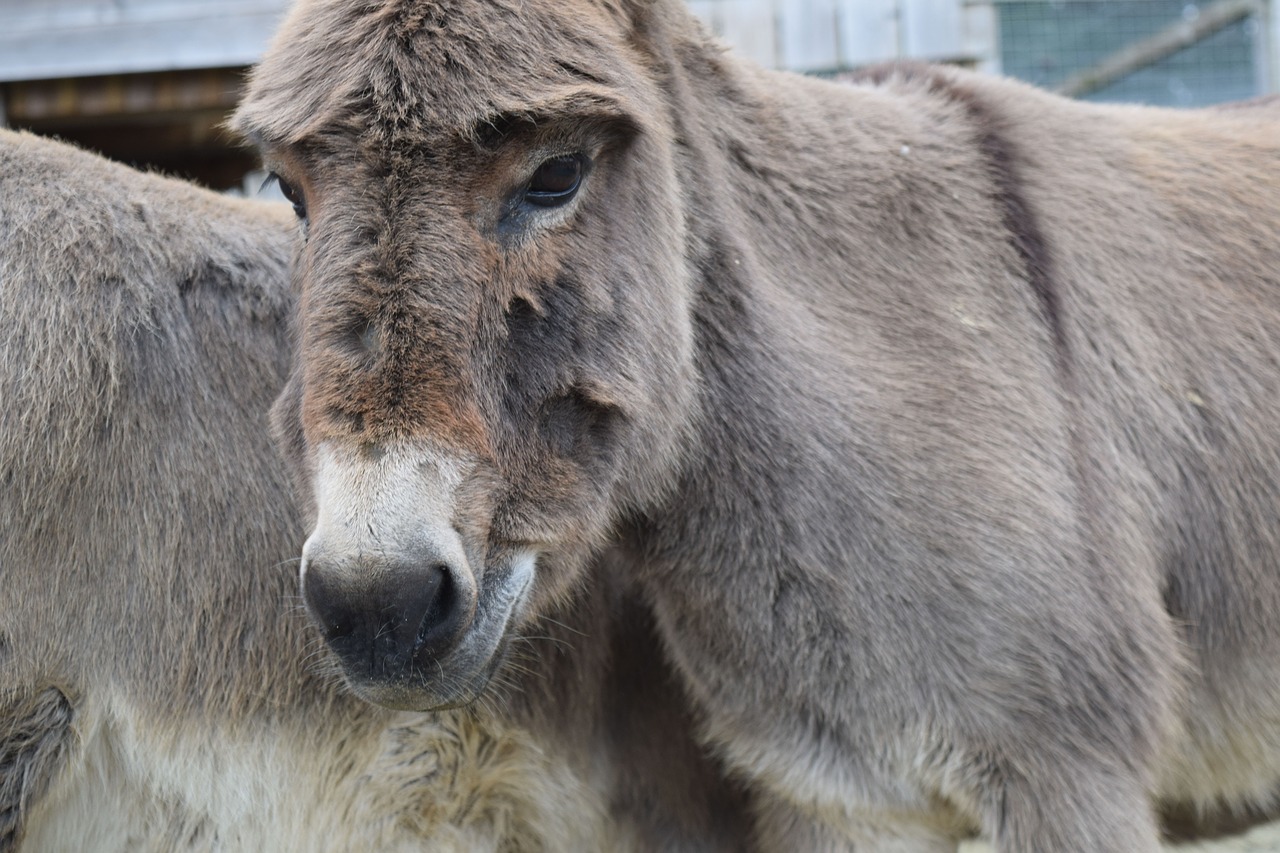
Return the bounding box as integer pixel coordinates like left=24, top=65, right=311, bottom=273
left=301, top=547, right=473, bottom=685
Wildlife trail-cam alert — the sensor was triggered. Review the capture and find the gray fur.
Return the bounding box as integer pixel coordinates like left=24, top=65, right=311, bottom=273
left=0, top=128, right=750, bottom=852
left=232, top=0, right=1280, bottom=849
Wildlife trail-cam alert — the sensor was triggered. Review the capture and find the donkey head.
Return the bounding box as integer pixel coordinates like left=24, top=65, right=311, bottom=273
left=235, top=0, right=697, bottom=709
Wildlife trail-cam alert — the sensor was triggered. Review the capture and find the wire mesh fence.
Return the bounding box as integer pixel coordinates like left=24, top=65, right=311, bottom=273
left=996, top=0, right=1263, bottom=106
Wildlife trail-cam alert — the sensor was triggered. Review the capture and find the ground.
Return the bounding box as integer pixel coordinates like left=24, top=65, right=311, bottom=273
left=1174, top=825, right=1280, bottom=852
left=959, top=821, right=1280, bottom=852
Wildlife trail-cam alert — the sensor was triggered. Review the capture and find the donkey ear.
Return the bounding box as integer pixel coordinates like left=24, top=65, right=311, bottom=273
left=600, top=0, right=657, bottom=14
left=594, top=0, right=656, bottom=27
left=598, top=0, right=682, bottom=52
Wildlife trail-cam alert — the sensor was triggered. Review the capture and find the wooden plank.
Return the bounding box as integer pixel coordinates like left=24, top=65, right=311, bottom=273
left=1268, top=0, right=1280, bottom=94
left=0, top=0, right=291, bottom=33
left=963, top=2, right=999, bottom=72
left=780, top=0, right=840, bottom=71
left=687, top=0, right=721, bottom=35
left=7, top=69, right=244, bottom=123
left=836, top=0, right=900, bottom=67
left=0, top=10, right=290, bottom=82
left=900, top=0, right=964, bottom=60
left=717, top=0, right=781, bottom=68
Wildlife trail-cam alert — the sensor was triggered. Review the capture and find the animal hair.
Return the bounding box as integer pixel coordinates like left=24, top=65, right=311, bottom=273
left=233, top=0, right=1280, bottom=849
left=0, top=128, right=751, bottom=852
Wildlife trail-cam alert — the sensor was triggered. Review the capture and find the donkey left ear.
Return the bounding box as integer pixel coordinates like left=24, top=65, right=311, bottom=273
left=595, top=0, right=663, bottom=29
left=599, top=0, right=656, bottom=13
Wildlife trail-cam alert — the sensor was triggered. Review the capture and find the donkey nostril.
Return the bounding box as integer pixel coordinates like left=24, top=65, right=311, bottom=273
left=418, top=565, right=452, bottom=637
left=303, top=566, right=357, bottom=642
left=414, top=564, right=463, bottom=659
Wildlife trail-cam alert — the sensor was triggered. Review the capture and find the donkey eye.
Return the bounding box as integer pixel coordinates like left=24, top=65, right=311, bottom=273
left=524, top=155, right=584, bottom=207
left=269, top=172, right=308, bottom=219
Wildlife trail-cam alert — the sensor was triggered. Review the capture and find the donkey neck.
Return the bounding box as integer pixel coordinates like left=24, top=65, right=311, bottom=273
left=628, top=26, right=937, bottom=574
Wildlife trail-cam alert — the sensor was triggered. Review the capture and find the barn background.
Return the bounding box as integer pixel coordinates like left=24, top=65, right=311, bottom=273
left=1, top=0, right=1276, bottom=193
left=2, top=1, right=1279, bottom=849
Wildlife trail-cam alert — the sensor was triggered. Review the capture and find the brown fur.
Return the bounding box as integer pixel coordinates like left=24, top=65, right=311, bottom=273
left=235, top=1, right=1280, bottom=849
left=0, top=128, right=751, bottom=852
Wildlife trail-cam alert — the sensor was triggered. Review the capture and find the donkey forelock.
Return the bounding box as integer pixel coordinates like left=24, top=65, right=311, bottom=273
left=234, top=0, right=654, bottom=151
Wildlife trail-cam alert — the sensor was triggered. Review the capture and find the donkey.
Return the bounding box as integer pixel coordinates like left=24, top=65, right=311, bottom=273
left=232, top=0, right=1280, bottom=849
left=0, top=128, right=752, bottom=852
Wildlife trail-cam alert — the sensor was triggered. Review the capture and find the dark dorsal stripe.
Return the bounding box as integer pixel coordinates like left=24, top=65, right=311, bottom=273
left=847, top=61, right=1068, bottom=367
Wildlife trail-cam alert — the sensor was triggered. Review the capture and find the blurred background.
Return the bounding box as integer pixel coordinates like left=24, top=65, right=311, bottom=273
left=0, top=0, right=1276, bottom=193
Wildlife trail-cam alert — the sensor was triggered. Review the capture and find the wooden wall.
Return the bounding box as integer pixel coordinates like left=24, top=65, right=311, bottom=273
left=0, top=0, right=996, bottom=189
left=686, top=0, right=996, bottom=72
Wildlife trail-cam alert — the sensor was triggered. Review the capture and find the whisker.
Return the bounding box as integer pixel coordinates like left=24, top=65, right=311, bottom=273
left=511, top=634, right=574, bottom=651
left=534, top=615, right=587, bottom=638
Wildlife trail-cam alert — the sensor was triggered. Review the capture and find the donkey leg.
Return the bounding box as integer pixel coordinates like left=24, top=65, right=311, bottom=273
left=0, top=686, right=76, bottom=852
left=982, top=765, right=1161, bottom=853
left=752, top=792, right=961, bottom=853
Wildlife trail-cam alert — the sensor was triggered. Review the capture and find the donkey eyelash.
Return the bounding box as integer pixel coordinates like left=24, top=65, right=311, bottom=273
left=262, top=170, right=309, bottom=221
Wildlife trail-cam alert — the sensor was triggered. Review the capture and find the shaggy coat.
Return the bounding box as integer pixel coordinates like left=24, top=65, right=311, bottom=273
left=235, top=0, right=1280, bottom=849
left=0, top=129, right=750, bottom=852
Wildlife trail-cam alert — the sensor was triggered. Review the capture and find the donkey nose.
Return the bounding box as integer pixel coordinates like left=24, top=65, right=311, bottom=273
left=301, top=551, right=470, bottom=676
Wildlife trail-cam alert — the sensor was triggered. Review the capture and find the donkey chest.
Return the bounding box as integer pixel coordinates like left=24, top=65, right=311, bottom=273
left=20, top=694, right=608, bottom=853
